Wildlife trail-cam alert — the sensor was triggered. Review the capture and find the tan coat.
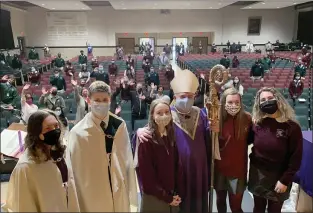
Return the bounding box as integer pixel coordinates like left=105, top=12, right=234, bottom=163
left=3, top=149, right=80, bottom=212
left=67, top=112, right=138, bottom=212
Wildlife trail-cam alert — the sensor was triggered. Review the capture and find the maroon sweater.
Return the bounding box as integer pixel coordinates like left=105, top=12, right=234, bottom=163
left=250, top=117, right=303, bottom=186
left=216, top=113, right=253, bottom=179
left=288, top=80, right=304, bottom=98
left=137, top=135, right=184, bottom=203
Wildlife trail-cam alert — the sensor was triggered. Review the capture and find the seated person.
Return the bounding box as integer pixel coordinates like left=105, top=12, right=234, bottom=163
left=124, top=64, right=135, bottom=80
left=232, top=55, right=240, bottom=68
left=53, top=53, right=65, bottom=71
left=91, top=57, right=99, bottom=69
left=143, top=52, right=154, bottom=65
left=294, top=58, right=307, bottom=78
left=165, top=64, right=175, bottom=82
left=126, top=54, right=135, bottom=68
left=39, top=86, right=66, bottom=111
left=28, top=47, right=39, bottom=62
left=0, top=52, right=5, bottom=64
left=108, top=60, right=118, bottom=76
left=78, top=50, right=87, bottom=66
left=148, top=67, right=160, bottom=86
left=142, top=59, right=151, bottom=74
left=288, top=72, right=304, bottom=101
left=21, top=84, right=38, bottom=124
left=130, top=83, right=151, bottom=130
left=50, top=69, right=67, bottom=94
left=223, top=76, right=244, bottom=96
left=261, top=54, right=272, bottom=73
left=28, top=67, right=41, bottom=85
left=91, top=65, right=110, bottom=85
left=0, top=75, right=18, bottom=109
left=220, top=55, right=230, bottom=69
left=11, top=54, right=22, bottom=70
left=78, top=65, right=90, bottom=84
left=64, top=61, right=75, bottom=77
left=250, top=59, right=264, bottom=81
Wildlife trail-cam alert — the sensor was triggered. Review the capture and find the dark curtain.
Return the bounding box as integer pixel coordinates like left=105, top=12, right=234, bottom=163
left=0, top=8, right=15, bottom=49
left=297, top=11, right=313, bottom=45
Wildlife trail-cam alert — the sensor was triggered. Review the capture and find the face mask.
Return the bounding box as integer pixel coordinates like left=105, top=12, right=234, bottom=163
left=155, top=114, right=172, bottom=128
left=91, top=101, right=110, bottom=118
left=42, top=129, right=61, bottom=146
left=175, top=97, right=194, bottom=114
left=295, top=76, right=300, bottom=80
left=260, top=99, right=278, bottom=115
left=26, top=99, right=33, bottom=105
left=225, top=104, right=241, bottom=116
left=54, top=73, right=59, bottom=77
left=234, top=80, right=239, bottom=84
left=51, top=91, right=57, bottom=96
left=137, top=88, right=143, bottom=93
left=55, top=110, right=61, bottom=116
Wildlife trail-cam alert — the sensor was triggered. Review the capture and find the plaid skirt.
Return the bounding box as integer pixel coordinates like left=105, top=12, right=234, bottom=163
left=248, top=164, right=292, bottom=202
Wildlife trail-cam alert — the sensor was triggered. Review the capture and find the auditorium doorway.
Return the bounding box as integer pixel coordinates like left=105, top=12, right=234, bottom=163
left=139, top=37, right=155, bottom=51
left=172, top=37, right=188, bottom=59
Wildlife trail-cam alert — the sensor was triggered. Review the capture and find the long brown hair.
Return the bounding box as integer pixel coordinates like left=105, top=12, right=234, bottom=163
left=147, top=99, right=175, bottom=146
left=220, top=88, right=250, bottom=140
left=25, top=109, right=66, bottom=163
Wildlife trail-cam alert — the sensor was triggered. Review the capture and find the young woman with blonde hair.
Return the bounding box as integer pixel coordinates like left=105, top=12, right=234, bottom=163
left=134, top=99, right=184, bottom=213
left=248, top=87, right=303, bottom=213
left=214, top=88, right=253, bottom=213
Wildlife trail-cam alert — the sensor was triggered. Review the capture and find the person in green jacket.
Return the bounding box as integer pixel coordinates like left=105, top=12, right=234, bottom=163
left=78, top=50, right=87, bottom=66
left=50, top=69, right=67, bottom=94
left=148, top=67, right=160, bottom=86
left=54, top=53, right=65, bottom=71
left=220, top=55, right=230, bottom=69
left=0, top=75, right=18, bottom=108
left=28, top=47, right=39, bottom=62
left=6, top=53, right=12, bottom=67
left=261, top=55, right=271, bottom=73
left=294, top=60, right=307, bottom=78
left=11, top=54, right=22, bottom=70
left=250, top=59, right=264, bottom=81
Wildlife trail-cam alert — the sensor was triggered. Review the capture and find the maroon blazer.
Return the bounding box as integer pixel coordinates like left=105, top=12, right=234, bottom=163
left=288, top=80, right=304, bottom=98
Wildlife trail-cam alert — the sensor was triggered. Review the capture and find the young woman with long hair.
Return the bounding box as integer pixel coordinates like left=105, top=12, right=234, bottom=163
left=214, top=88, right=253, bottom=213
left=248, top=87, right=303, bottom=213
left=3, top=110, right=79, bottom=212
left=134, top=99, right=184, bottom=213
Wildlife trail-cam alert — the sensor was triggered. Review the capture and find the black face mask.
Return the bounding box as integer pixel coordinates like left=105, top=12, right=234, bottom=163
left=51, top=91, right=57, bottom=96
left=138, top=88, right=143, bottom=93
left=42, top=129, right=61, bottom=146
left=260, top=99, right=278, bottom=114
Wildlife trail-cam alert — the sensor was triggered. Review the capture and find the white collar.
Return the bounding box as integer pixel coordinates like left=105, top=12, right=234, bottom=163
left=91, top=112, right=109, bottom=129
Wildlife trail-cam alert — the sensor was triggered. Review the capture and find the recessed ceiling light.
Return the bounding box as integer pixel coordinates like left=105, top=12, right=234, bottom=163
left=293, top=2, right=297, bottom=4
left=210, top=7, right=213, bottom=9
left=154, top=3, right=157, bottom=6
left=218, top=3, right=222, bottom=5
left=122, top=7, right=127, bottom=10
left=262, top=2, right=265, bottom=4
left=52, top=8, right=55, bottom=10
left=41, top=4, right=45, bottom=6
left=81, top=8, right=85, bottom=9
left=277, top=7, right=280, bottom=8
left=249, top=7, right=252, bottom=8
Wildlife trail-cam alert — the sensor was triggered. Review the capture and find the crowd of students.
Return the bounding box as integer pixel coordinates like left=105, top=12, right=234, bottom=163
left=0, top=43, right=311, bottom=213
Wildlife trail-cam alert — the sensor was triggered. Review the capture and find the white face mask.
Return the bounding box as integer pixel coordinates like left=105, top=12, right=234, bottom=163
left=295, top=76, right=300, bottom=80
left=55, top=110, right=61, bottom=116
left=91, top=101, right=110, bottom=118
left=155, top=114, right=172, bottom=128
left=225, top=104, right=241, bottom=116
left=234, top=80, right=239, bottom=84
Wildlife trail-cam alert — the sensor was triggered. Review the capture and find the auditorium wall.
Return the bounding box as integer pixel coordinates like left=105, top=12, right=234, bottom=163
left=1, top=4, right=27, bottom=48
left=24, top=6, right=296, bottom=58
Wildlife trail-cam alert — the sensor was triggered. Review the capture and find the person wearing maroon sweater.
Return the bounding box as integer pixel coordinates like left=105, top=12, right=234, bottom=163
left=108, top=60, right=118, bottom=77
left=288, top=72, right=304, bottom=101
left=64, top=61, right=75, bottom=78
left=212, top=88, right=253, bottom=213
left=28, top=67, right=41, bottom=85
left=248, top=87, right=303, bottom=213
left=134, top=99, right=184, bottom=212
